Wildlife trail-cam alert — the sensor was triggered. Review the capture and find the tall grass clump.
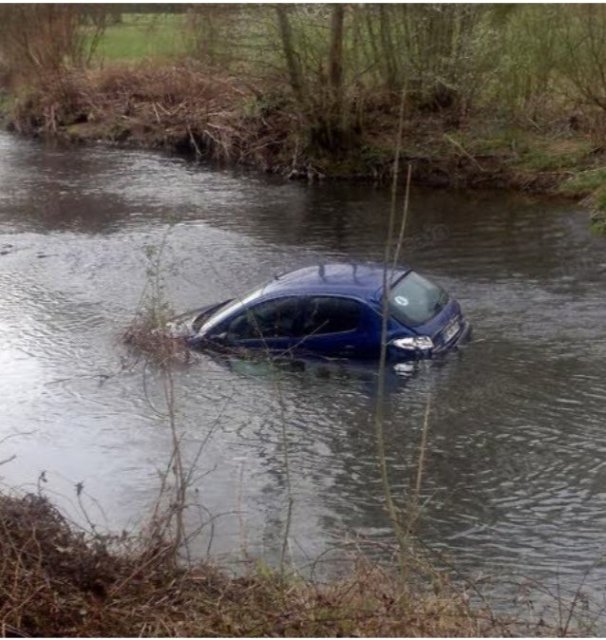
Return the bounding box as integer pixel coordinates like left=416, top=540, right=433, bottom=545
left=373, top=88, right=440, bottom=586
left=121, top=236, right=197, bottom=565
left=122, top=240, right=189, bottom=366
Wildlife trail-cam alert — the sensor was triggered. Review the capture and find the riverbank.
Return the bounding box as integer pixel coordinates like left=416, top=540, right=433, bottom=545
left=0, top=491, right=549, bottom=637
left=2, top=63, right=606, bottom=234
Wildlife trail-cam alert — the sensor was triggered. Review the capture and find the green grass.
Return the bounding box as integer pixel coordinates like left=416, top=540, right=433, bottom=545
left=591, top=215, right=606, bottom=233
left=455, top=127, right=593, bottom=171
left=559, top=167, right=606, bottom=230
left=515, top=139, right=593, bottom=171
left=0, top=92, right=13, bottom=119
left=560, top=167, right=606, bottom=196
left=92, top=13, right=192, bottom=62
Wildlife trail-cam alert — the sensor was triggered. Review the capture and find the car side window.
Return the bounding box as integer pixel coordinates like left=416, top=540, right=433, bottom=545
left=225, top=297, right=303, bottom=340
left=302, top=297, right=362, bottom=336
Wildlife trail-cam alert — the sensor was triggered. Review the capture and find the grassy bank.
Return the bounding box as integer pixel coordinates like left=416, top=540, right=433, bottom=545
left=0, top=490, right=549, bottom=637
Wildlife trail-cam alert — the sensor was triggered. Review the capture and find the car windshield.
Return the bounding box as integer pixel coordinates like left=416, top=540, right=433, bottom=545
left=198, top=287, right=264, bottom=335
left=388, top=271, right=448, bottom=327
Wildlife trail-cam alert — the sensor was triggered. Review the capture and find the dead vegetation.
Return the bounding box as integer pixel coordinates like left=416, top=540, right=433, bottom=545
left=122, top=315, right=190, bottom=367
left=121, top=238, right=192, bottom=367
left=0, top=491, right=564, bottom=638
left=8, top=63, right=302, bottom=174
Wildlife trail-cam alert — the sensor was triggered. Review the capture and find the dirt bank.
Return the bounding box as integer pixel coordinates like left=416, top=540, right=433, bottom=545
left=0, top=491, right=556, bottom=637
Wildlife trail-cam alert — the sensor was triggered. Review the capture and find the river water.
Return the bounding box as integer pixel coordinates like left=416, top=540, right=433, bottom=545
left=1, top=132, right=605, bottom=617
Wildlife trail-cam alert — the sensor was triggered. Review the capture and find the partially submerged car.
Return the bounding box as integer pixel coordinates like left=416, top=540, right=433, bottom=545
left=169, top=263, right=471, bottom=361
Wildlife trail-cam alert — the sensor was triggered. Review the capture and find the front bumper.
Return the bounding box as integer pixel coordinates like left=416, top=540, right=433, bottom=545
left=433, top=319, right=472, bottom=355
left=388, top=319, right=472, bottom=361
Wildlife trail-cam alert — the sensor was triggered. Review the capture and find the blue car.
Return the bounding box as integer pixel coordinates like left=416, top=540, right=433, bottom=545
left=170, top=263, right=471, bottom=361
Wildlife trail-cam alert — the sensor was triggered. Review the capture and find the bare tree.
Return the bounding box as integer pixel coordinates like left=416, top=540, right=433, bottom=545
left=275, top=5, right=305, bottom=105
left=560, top=5, right=606, bottom=112
left=0, top=5, right=105, bottom=83
left=328, top=4, right=345, bottom=117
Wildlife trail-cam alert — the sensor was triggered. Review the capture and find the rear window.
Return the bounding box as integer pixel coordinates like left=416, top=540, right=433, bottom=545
left=388, top=271, right=448, bottom=327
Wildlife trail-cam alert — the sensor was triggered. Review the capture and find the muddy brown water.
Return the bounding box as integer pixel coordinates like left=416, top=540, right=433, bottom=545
left=1, top=132, right=606, bottom=617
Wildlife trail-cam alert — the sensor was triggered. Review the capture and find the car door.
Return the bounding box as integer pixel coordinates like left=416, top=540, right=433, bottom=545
left=298, top=296, right=372, bottom=358
left=208, top=296, right=304, bottom=353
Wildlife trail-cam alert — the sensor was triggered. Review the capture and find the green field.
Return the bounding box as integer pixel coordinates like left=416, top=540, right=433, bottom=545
left=93, top=13, right=192, bottom=62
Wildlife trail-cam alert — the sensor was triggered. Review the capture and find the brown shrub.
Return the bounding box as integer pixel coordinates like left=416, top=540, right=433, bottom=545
left=122, top=317, right=191, bottom=366
left=9, top=63, right=300, bottom=171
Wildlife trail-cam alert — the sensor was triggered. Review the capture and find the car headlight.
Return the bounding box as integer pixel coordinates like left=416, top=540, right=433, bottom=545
left=390, top=336, right=434, bottom=351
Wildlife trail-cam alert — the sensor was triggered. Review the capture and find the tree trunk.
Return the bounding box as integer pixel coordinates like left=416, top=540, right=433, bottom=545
left=316, top=5, right=347, bottom=151
left=328, top=4, right=345, bottom=116
left=379, top=5, right=398, bottom=91
left=275, top=6, right=305, bottom=105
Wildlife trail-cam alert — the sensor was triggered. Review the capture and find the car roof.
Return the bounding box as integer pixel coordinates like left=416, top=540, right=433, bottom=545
left=259, top=262, right=411, bottom=302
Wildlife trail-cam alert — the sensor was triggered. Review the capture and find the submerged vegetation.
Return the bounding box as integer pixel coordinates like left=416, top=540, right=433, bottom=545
left=0, top=4, right=606, bottom=227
